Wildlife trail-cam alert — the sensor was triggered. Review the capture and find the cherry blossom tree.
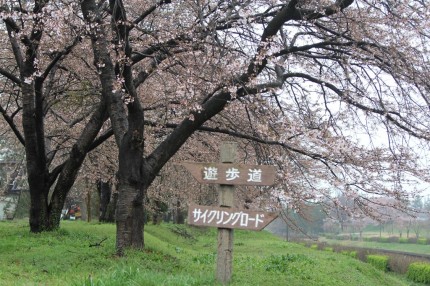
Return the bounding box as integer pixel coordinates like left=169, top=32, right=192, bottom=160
left=0, top=0, right=109, bottom=231
left=2, top=0, right=430, bottom=256
left=78, top=0, right=430, bottom=254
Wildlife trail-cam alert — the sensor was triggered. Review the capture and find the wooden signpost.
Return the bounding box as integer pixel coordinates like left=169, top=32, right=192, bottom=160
left=188, top=204, right=278, bottom=231
left=182, top=142, right=278, bottom=285
left=181, top=162, right=276, bottom=186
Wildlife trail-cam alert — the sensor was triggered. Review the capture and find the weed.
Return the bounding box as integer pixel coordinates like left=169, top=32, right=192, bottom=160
left=192, top=253, right=216, bottom=265
left=264, top=253, right=313, bottom=273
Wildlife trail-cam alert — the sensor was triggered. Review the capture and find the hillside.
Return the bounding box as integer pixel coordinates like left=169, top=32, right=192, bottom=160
left=0, top=220, right=418, bottom=285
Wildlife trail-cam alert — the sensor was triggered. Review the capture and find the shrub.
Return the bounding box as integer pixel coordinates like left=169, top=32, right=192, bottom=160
left=324, top=234, right=334, bottom=239
left=387, top=236, right=399, bottom=243
left=367, top=255, right=389, bottom=272
left=324, top=247, right=333, bottom=252
left=341, top=250, right=357, bottom=259
left=310, top=244, right=318, bottom=250
left=407, top=262, right=430, bottom=284
left=399, top=237, right=408, bottom=243
left=335, top=234, right=350, bottom=240
left=348, top=251, right=358, bottom=259
left=417, top=238, right=427, bottom=245
left=378, top=237, right=389, bottom=243
left=408, top=237, right=417, bottom=244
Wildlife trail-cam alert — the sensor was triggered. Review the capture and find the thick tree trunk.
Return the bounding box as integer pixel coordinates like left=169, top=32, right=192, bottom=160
left=29, top=177, right=81, bottom=231
left=29, top=187, right=49, bottom=232
left=115, top=101, right=145, bottom=254
left=115, top=185, right=145, bottom=254
left=27, top=174, right=65, bottom=232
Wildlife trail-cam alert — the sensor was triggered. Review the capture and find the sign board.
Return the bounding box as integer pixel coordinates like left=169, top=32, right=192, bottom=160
left=181, top=162, right=276, bottom=186
left=188, top=204, right=278, bottom=231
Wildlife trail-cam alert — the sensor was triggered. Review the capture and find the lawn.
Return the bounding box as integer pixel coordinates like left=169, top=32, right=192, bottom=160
left=0, top=220, right=423, bottom=285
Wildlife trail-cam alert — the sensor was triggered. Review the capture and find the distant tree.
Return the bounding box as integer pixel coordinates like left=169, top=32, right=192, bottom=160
left=411, top=195, right=424, bottom=212
left=97, top=180, right=116, bottom=223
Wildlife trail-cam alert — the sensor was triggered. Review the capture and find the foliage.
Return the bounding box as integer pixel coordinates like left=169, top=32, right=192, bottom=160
left=399, top=237, right=409, bottom=244
left=379, top=237, right=390, bottom=243
left=417, top=238, right=427, bottom=245
left=366, top=255, right=389, bottom=272
left=341, top=250, right=358, bottom=259
left=407, top=262, right=430, bottom=284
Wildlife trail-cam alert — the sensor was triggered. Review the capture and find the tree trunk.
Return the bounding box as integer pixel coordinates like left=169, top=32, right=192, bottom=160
left=174, top=200, right=185, bottom=224
left=97, top=180, right=113, bottom=222
left=29, top=186, right=49, bottom=232
left=106, top=193, right=118, bottom=222
left=115, top=184, right=145, bottom=255
left=115, top=103, right=145, bottom=254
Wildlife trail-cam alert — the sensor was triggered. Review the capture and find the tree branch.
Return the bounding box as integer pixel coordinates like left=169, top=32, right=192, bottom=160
left=0, top=104, right=25, bottom=145
left=39, top=36, right=82, bottom=82
left=0, top=67, right=21, bottom=85
left=283, top=72, right=430, bottom=141
left=130, top=0, right=171, bottom=29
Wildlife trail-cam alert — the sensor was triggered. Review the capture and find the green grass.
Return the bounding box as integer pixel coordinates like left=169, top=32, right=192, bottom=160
left=322, top=238, right=430, bottom=255
left=0, top=220, right=422, bottom=285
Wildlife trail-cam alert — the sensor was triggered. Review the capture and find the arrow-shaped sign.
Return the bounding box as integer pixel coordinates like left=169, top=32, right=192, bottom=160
left=181, top=162, right=276, bottom=186
left=188, top=204, right=278, bottom=231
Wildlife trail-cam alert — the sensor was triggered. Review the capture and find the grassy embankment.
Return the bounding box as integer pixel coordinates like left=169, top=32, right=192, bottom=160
left=321, top=238, right=430, bottom=255
left=0, top=220, right=423, bottom=286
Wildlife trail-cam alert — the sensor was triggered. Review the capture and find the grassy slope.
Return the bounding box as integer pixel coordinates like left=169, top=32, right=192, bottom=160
left=0, top=220, right=420, bottom=286
left=322, top=238, right=430, bottom=255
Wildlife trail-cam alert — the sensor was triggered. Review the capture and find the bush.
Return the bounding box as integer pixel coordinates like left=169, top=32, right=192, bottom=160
left=341, top=250, right=357, bottom=259
left=408, top=237, right=418, bottom=244
left=324, top=234, right=334, bottom=239
left=348, top=251, right=358, bottom=259
left=351, top=235, right=359, bottom=241
left=335, top=234, right=350, bottom=240
left=407, top=262, right=430, bottom=284
left=324, top=247, right=334, bottom=252
left=399, top=237, right=408, bottom=243
left=367, top=255, right=389, bottom=272
left=387, top=236, right=399, bottom=243
left=417, top=238, right=427, bottom=245
left=378, top=237, right=389, bottom=243
left=310, top=244, right=318, bottom=250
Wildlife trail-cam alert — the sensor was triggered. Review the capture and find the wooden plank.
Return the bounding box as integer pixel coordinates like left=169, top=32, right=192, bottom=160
left=188, top=204, right=278, bottom=231
left=181, top=162, right=276, bottom=186
left=216, top=142, right=236, bottom=285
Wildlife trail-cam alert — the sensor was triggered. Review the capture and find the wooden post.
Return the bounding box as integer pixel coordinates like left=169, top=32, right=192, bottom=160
left=216, top=142, right=237, bottom=284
